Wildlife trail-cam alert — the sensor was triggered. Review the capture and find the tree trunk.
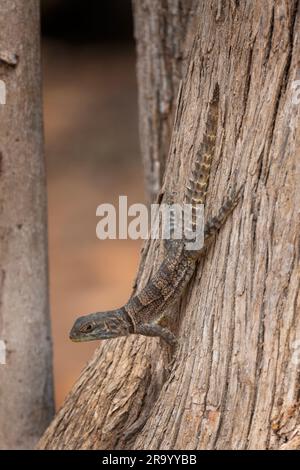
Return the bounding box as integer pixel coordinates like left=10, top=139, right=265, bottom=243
left=0, top=0, right=54, bottom=449
left=38, top=0, right=300, bottom=450
left=134, top=0, right=196, bottom=201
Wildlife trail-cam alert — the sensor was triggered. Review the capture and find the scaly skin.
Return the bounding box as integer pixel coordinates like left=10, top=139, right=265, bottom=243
left=69, top=85, right=243, bottom=347
left=70, top=188, right=243, bottom=347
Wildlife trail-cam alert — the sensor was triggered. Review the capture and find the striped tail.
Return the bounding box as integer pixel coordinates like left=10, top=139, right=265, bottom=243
left=184, top=84, right=220, bottom=237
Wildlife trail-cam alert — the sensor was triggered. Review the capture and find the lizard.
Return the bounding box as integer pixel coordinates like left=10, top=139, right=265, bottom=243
left=69, top=84, right=244, bottom=348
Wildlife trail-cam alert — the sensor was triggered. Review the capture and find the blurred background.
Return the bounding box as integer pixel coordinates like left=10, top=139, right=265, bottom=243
left=41, top=0, right=144, bottom=408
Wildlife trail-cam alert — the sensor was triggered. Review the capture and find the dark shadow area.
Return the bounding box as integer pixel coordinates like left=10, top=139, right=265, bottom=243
left=42, top=0, right=134, bottom=43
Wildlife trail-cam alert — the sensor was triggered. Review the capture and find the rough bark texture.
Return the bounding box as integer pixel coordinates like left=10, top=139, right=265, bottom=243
left=0, top=0, right=54, bottom=449
left=133, top=0, right=196, bottom=201
left=38, top=0, right=299, bottom=450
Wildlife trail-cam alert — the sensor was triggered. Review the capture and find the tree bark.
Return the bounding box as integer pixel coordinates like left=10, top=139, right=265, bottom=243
left=133, top=0, right=196, bottom=201
left=38, top=0, right=300, bottom=450
left=0, top=0, right=54, bottom=449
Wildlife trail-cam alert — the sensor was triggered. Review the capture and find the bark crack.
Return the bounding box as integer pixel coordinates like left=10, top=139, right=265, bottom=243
left=263, top=5, right=275, bottom=68
left=211, top=227, right=237, bottom=448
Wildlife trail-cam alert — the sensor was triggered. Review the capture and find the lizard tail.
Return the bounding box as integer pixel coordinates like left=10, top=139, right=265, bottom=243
left=184, top=84, right=220, bottom=234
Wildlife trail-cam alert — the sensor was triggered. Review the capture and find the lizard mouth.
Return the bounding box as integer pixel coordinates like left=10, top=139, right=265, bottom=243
left=69, top=332, right=82, bottom=342
left=69, top=330, right=100, bottom=342
left=69, top=336, right=82, bottom=342
left=69, top=329, right=87, bottom=342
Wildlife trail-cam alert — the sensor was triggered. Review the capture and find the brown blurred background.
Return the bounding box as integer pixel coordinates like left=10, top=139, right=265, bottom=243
left=41, top=0, right=144, bottom=408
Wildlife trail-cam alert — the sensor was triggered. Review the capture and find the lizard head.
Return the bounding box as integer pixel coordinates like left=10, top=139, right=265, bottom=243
left=69, top=308, right=133, bottom=342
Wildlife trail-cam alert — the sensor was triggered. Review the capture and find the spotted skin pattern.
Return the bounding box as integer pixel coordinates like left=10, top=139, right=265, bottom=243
left=70, top=85, right=243, bottom=347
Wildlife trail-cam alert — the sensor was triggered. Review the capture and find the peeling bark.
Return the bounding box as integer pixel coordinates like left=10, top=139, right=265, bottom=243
left=38, top=0, right=299, bottom=450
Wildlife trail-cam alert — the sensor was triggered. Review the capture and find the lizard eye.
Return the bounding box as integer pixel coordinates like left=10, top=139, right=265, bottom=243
left=82, top=323, right=93, bottom=333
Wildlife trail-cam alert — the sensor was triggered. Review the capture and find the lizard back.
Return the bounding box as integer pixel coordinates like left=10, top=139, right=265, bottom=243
left=125, top=86, right=220, bottom=328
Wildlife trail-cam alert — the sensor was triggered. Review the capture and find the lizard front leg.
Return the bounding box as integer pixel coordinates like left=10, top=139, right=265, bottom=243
left=136, top=323, right=178, bottom=347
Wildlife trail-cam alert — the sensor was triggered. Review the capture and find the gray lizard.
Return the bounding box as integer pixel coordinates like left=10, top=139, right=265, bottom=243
left=69, top=84, right=243, bottom=347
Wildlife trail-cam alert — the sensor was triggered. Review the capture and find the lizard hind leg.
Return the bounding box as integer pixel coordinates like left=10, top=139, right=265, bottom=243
left=204, top=183, right=245, bottom=241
